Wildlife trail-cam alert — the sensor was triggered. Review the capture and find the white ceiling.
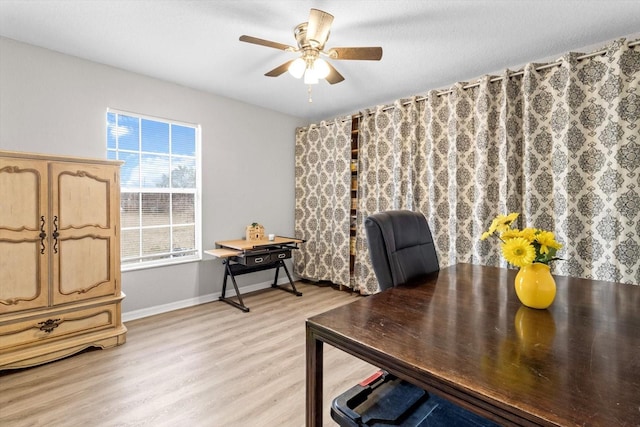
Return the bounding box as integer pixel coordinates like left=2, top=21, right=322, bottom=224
left=1, top=1, right=639, bottom=122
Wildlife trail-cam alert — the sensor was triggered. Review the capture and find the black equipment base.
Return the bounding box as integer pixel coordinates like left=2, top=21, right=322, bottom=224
left=219, top=258, right=302, bottom=312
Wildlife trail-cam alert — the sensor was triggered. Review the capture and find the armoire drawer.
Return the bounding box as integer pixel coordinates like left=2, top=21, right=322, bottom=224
left=0, top=304, right=119, bottom=352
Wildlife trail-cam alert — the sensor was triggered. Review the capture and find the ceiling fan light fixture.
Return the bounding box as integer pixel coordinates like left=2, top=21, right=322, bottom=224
left=239, top=8, right=382, bottom=89
left=304, top=68, right=319, bottom=85
left=313, top=58, right=330, bottom=79
left=288, top=57, right=306, bottom=79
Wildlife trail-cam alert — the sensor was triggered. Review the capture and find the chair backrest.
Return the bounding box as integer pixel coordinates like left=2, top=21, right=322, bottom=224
left=364, top=210, right=439, bottom=290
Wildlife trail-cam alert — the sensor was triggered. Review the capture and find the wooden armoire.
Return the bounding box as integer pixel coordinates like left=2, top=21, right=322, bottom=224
left=0, top=150, right=126, bottom=369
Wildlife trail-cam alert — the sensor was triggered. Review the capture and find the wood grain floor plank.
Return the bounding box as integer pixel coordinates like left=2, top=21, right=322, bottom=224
left=0, top=283, right=375, bottom=427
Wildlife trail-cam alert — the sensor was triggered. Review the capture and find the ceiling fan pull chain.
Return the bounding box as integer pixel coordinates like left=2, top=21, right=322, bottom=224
left=308, top=85, right=313, bottom=103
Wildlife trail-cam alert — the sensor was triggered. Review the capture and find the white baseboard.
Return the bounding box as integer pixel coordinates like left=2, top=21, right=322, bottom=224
left=122, top=277, right=292, bottom=322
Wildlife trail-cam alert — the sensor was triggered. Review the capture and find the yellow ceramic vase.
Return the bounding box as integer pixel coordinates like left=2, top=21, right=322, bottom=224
left=514, top=263, right=556, bottom=309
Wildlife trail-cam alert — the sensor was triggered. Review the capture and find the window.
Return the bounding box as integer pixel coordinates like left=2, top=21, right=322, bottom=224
left=107, top=109, right=201, bottom=270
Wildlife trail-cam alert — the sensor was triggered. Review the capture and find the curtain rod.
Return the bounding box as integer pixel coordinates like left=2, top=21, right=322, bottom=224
left=301, top=39, right=639, bottom=126
left=425, top=39, right=640, bottom=99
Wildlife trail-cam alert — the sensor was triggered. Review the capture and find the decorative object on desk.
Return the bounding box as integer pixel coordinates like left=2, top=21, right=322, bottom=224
left=514, top=263, right=557, bottom=309
left=481, top=213, right=562, bottom=309
left=246, top=222, right=265, bottom=241
left=268, top=233, right=275, bottom=241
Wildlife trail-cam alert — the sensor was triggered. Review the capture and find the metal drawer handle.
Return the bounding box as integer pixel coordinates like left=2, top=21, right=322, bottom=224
left=38, top=318, right=61, bottom=333
left=254, top=257, right=264, bottom=263
left=277, top=253, right=286, bottom=259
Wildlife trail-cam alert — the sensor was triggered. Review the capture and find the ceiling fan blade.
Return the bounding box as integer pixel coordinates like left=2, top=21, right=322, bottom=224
left=306, top=9, right=334, bottom=48
left=265, top=60, right=294, bottom=77
left=325, top=62, right=345, bottom=85
left=328, top=47, right=383, bottom=61
left=239, top=35, right=295, bottom=52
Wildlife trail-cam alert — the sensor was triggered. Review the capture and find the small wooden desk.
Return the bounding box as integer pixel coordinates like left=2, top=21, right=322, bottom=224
left=206, top=236, right=303, bottom=312
left=306, top=263, right=640, bottom=426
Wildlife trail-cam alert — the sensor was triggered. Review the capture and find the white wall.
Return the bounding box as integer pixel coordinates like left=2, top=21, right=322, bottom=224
left=0, top=37, right=307, bottom=317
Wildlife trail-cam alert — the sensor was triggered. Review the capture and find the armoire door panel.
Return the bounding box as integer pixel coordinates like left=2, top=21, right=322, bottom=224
left=0, top=241, right=48, bottom=313
left=49, top=162, right=119, bottom=306
left=53, top=236, right=113, bottom=305
left=50, top=162, right=113, bottom=230
left=0, top=164, right=44, bottom=230
left=0, top=158, right=49, bottom=314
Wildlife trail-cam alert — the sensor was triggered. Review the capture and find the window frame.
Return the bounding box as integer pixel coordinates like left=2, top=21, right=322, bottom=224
left=106, top=108, right=202, bottom=271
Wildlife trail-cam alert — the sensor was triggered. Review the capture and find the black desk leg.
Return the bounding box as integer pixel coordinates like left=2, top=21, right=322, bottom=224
left=219, top=260, right=250, bottom=312
left=271, top=260, right=302, bottom=297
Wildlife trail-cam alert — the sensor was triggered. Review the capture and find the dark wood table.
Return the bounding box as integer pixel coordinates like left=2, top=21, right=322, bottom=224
left=306, top=263, right=640, bottom=426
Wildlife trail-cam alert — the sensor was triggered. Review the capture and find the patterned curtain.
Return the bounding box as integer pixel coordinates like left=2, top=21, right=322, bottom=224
left=418, top=77, right=525, bottom=270
left=293, top=117, right=352, bottom=286
left=353, top=99, right=424, bottom=294
left=518, top=39, right=639, bottom=282
left=351, top=37, right=639, bottom=294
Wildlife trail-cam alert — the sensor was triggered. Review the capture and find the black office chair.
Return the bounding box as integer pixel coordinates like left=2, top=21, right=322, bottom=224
left=364, top=210, right=439, bottom=291
left=331, top=210, right=498, bottom=426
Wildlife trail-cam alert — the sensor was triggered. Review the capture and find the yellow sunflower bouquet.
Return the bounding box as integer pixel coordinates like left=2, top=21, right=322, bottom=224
left=481, top=213, right=562, bottom=268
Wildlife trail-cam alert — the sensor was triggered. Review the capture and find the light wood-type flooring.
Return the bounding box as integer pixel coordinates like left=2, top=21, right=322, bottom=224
left=0, top=283, right=375, bottom=426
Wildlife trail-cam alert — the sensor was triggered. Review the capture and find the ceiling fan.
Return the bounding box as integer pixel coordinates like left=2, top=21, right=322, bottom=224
left=239, top=8, right=383, bottom=86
